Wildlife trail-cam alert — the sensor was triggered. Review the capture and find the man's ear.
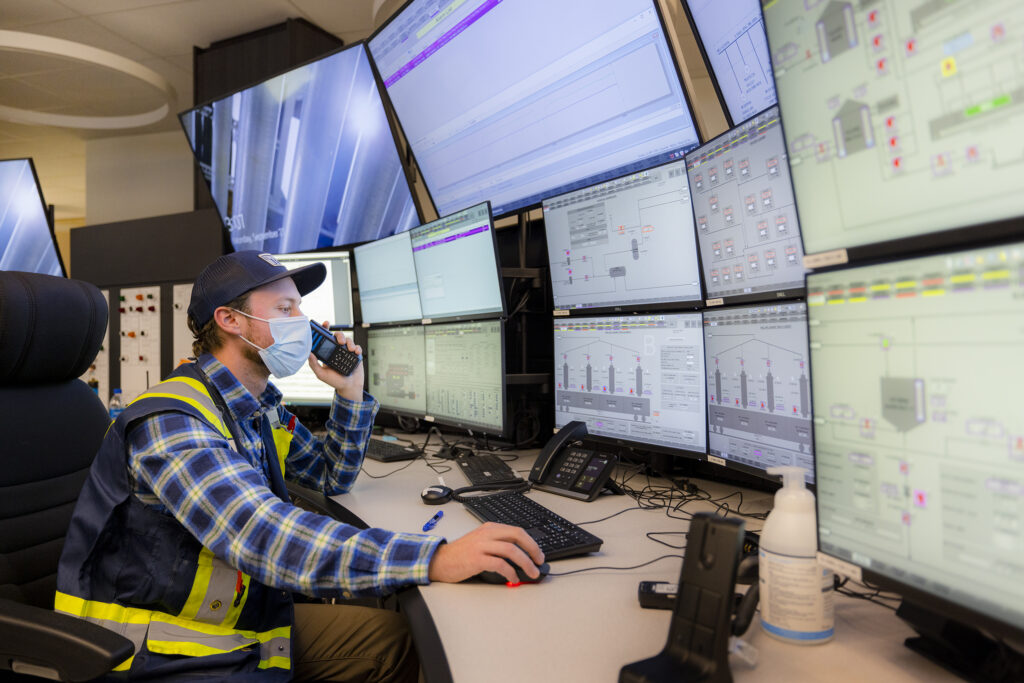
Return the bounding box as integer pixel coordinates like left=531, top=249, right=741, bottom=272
left=213, top=307, right=243, bottom=336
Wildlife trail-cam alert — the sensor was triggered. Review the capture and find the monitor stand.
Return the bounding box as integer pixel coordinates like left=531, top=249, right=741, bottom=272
left=897, top=601, right=1023, bottom=683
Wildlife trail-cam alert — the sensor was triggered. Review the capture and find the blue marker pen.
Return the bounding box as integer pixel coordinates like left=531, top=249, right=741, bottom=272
left=422, top=510, right=444, bottom=532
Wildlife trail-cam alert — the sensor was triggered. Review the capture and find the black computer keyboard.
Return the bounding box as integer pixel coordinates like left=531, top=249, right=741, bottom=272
left=365, top=438, right=420, bottom=462
left=460, top=490, right=603, bottom=560
left=455, top=453, right=521, bottom=486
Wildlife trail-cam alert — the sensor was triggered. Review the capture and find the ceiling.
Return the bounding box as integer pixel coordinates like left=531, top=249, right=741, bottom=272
left=0, top=0, right=406, bottom=224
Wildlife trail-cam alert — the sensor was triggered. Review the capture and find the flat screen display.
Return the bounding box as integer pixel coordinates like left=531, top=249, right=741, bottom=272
left=684, top=0, right=777, bottom=125
left=554, top=313, right=706, bottom=454
left=762, top=0, right=1024, bottom=256
left=369, top=0, right=700, bottom=217
left=543, top=159, right=702, bottom=311
left=703, top=301, right=812, bottom=482
left=354, top=231, right=422, bottom=324
left=686, top=106, right=805, bottom=302
left=425, top=320, right=505, bottom=433
left=410, top=202, right=504, bottom=320
left=0, top=159, right=63, bottom=277
left=808, top=240, right=1024, bottom=639
left=367, top=325, right=427, bottom=415
left=181, top=42, right=419, bottom=253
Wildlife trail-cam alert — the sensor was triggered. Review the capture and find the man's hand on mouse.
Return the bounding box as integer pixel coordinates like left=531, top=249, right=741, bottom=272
left=427, top=522, right=545, bottom=584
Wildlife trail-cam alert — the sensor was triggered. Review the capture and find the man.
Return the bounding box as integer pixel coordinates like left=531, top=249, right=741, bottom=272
left=56, top=251, right=543, bottom=681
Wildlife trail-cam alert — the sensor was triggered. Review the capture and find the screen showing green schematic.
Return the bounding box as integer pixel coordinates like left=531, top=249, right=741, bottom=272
left=807, top=241, right=1024, bottom=632
left=762, top=0, right=1024, bottom=254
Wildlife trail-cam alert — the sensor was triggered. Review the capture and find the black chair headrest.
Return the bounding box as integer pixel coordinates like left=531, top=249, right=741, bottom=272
left=0, top=271, right=108, bottom=386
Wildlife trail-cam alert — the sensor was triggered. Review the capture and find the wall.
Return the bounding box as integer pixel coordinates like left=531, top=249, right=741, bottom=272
left=85, top=130, right=194, bottom=227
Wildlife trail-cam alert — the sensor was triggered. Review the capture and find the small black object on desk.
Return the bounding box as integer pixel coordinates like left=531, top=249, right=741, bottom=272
left=476, top=561, right=550, bottom=585
left=420, top=485, right=453, bottom=505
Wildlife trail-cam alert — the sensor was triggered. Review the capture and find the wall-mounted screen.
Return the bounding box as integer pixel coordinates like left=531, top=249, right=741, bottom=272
left=369, top=0, right=701, bottom=217
left=0, top=158, right=63, bottom=277
left=683, top=0, right=777, bottom=125
left=181, top=42, right=419, bottom=254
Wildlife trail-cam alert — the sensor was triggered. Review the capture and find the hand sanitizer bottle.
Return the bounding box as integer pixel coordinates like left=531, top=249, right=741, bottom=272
left=759, top=466, right=834, bottom=644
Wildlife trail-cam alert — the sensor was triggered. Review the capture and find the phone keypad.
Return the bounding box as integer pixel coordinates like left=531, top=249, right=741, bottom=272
left=552, top=447, right=591, bottom=486
left=325, top=347, right=360, bottom=376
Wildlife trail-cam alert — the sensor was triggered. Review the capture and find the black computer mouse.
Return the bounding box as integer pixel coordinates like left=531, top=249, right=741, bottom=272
left=420, top=485, right=453, bottom=505
left=476, top=560, right=550, bottom=585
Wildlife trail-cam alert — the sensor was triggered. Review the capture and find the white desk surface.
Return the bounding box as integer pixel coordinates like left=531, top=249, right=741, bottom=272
left=333, top=438, right=956, bottom=683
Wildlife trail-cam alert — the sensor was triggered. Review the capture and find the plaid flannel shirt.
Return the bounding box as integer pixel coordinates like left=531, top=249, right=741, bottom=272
left=126, top=354, right=443, bottom=598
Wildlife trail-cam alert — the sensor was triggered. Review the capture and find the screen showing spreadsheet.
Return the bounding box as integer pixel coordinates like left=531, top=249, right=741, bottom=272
left=354, top=231, right=422, bottom=324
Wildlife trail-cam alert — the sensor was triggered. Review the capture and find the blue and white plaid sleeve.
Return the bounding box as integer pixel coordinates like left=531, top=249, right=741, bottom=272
left=127, top=410, right=443, bottom=598
left=282, top=391, right=378, bottom=495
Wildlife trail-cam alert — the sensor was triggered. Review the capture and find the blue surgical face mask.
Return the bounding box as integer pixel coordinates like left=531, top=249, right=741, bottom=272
left=233, top=309, right=311, bottom=378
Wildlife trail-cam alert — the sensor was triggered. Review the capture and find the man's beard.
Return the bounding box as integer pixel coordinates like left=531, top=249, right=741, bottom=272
left=241, top=339, right=269, bottom=374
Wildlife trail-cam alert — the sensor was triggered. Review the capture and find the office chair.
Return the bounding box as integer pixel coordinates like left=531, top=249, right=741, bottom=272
left=0, top=271, right=133, bottom=681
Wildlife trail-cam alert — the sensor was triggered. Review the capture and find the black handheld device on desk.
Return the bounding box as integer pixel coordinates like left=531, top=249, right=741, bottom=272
left=310, top=320, right=360, bottom=376
left=529, top=421, right=616, bottom=502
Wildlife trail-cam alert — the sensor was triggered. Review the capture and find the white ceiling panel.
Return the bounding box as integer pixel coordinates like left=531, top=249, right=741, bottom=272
left=0, top=0, right=77, bottom=29
left=20, top=17, right=158, bottom=62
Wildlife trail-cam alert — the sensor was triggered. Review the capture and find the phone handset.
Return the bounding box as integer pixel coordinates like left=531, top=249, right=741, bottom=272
left=530, top=420, right=588, bottom=484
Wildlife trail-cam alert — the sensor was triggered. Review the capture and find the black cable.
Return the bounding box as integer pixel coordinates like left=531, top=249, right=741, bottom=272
left=575, top=505, right=646, bottom=526
left=645, top=531, right=688, bottom=550
left=547, top=554, right=683, bottom=577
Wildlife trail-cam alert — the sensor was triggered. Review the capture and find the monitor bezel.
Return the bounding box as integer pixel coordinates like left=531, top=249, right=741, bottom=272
left=684, top=104, right=807, bottom=307
left=353, top=231, right=424, bottom=327
left=366, top=0, right=705, bottom=221
left=552, top=311, right=708, bottom=460
left=423, top=319, right=509, bottom=438
left=700, top=298, right=813, bottom=486
left=804, top=234, right=1024, bottom=646
left=364, top=323, right=431, bottom=420
left=410, top=201, right=508, bottom=324
left=0, top=157, right=67, bottom=278
left=176, top=39, right=425, bottom=254
left=760, top=2, right=1024, bottom=265
left=541, top=155, right=707, bottom=316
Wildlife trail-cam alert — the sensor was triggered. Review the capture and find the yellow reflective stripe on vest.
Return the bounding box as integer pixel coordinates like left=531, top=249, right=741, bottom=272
left=267, top=410, right=294, bottom=475
left=179, top=547, right=251, bottom=627
left=55, top=591, right=289, bottom=669
left=129, top=376, right=232, bottom=439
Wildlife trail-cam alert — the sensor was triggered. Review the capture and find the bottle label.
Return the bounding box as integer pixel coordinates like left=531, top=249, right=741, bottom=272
left=759, top=549, right=834, bottom=644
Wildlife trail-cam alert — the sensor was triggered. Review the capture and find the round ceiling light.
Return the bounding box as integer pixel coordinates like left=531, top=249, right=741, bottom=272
left=0, top=29, right=176, bottom=130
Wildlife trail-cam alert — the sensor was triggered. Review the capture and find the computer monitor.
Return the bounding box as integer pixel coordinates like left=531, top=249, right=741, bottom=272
left=0, top=158, right=64, bottom=277
left=703, top=301, right=812, bottom=483
left=424, top=320, right=506, bottom=435
left=368, top=0, right=701, bottom=218
left=354, top=231, right=422, bottom=324
left=410, top=202, right=504, bottom=321
left=682, top=0, right=777, bottom=126
left=554, top=313, right=706, bottom=455
left=271, top=251, right=353, bottom=406
left=180, top=42, right=420, bottom=254
left=686, top=106, right=805, bottom=303
left=808, top=240, right=1024, bottom=656
left=275, top=251, right=353, bottom=328
left=274, top=329, right=354, bottom=406
left=366, top=325, right=427, bottom=416
left=542, top=159, right=702, bottom=312
left=762, top=1, right=1024, bottom=259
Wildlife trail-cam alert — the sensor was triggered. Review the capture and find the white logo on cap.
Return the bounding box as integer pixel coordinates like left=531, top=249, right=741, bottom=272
left=258, top=253, right=281, bottom=267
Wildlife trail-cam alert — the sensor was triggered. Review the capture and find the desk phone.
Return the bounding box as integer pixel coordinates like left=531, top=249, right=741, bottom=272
left=529, top=421, right=616, bottom=501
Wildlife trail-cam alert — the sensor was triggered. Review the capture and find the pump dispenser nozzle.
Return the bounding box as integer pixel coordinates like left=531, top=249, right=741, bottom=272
left=766, top=466, right=812, bottom=511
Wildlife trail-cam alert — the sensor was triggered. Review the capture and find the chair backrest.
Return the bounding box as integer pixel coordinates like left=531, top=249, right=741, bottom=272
left=0, top=271, right=109, bottom=609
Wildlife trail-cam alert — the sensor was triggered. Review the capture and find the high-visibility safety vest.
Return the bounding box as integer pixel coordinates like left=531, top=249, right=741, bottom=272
left=56, top=362, right=296, bottom=680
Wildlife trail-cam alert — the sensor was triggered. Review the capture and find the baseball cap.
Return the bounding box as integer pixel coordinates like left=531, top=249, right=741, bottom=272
left=188, top=251, right=326, bottom=328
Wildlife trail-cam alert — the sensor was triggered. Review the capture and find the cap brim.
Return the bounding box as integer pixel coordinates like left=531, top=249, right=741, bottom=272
left=255, top=262, right=327, bottom=298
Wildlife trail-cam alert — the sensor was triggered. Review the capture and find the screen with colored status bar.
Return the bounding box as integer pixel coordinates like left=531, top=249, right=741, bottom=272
left=808, top=240, right=1024, bottom=638
left=686, top=106, right=806, bottom=303
left=762, top=0, right=1024, bottom=256
left=369, top=0, right=700, bottom=217
left=410, top=202, right=504, bottom=321
left=554, top=313, right=706, bottom=454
